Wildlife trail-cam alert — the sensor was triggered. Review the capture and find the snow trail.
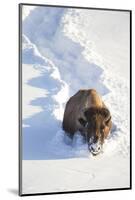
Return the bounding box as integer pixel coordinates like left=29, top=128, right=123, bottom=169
left=23, top=7, right=109, bottom=97
left=62, top=8, right=130, bottom=157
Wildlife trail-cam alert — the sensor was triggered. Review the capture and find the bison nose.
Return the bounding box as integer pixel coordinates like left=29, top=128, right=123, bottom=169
left=89, top=143, right=102, bottom=155
left=91, top=146, right=95, bottom=151
left=91, top=146, right=101, bottom=152
left=98, top=146, right=101, bottom=151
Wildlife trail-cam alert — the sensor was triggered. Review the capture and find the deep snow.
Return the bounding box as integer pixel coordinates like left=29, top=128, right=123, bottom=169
left=21, top=6, right=130, bottom=194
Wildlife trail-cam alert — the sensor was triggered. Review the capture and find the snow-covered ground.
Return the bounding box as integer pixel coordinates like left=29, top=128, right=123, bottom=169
left=21, top=5, right=130, bottom=194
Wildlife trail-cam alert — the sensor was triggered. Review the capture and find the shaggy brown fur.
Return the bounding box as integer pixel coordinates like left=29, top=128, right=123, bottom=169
left=62, top=89, right=112, bottom=143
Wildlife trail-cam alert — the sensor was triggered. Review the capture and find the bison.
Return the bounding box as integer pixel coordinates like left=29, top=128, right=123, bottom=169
left=62, top=89, right=112, bottom=155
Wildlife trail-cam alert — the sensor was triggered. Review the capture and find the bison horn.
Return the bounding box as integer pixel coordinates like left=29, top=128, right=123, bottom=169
left=102, top=107, right=111, bottom=124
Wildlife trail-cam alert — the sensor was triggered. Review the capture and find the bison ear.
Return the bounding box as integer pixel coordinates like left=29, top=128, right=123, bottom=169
left=101, top=107, right=110, bottom=118
left=78, top=117, right=87, bottom=127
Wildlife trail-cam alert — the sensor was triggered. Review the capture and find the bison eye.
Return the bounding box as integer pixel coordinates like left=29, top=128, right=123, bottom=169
left=78, top=118, right=87, bottom=127
left=100, top=124, right=105, bottom=131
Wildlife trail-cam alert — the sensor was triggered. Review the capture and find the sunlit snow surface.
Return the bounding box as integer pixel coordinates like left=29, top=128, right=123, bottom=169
left=22, top=6, right=130, bottom=194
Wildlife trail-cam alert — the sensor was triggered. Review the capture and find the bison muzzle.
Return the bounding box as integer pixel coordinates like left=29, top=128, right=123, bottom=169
left=62, top=89, right=112, bottom=156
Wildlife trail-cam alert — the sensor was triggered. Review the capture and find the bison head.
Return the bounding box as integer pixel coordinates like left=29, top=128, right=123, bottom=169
left=79, top=107, right=112, bottom=156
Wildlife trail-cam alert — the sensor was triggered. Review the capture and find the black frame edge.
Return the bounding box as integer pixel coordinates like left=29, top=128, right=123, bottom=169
left=19, top=3, right=132, bottom=12
left=19, top=3, right=22, bottom=196
left=20, top=187, right=131, bottom=197
left=130, top=10, right=132, bottom=190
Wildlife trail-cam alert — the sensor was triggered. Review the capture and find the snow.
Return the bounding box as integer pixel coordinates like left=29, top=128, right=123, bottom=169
left=21, top=5, right=130, bottom=194
left=22, top=5, right=35, bottom=20
left=23, top=157, right=129, bottom=194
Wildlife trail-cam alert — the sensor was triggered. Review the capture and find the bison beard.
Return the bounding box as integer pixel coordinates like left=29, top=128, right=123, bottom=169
left=62, top=89, right=112, bottom=156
